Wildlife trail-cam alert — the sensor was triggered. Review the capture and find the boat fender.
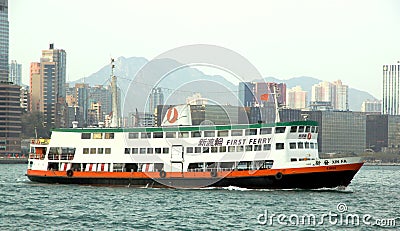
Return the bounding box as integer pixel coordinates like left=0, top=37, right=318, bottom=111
left=275, top=172, right=283, bottom=180
left=210, top=170, right=217, bottom=178
left=159, top=170, right=166, bottom=178
left=66, top=169, right=73, bottom=177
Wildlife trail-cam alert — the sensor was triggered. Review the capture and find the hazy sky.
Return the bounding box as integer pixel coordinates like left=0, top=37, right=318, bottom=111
left=9, top=0, right=400, bottom=98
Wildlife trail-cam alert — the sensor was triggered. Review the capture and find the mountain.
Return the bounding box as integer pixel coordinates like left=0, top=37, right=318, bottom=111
left=70, top=57, right=377, bottom=113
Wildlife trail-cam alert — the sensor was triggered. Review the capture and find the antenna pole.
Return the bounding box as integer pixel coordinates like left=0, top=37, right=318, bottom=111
left=110, top=58, right=119, bottom=127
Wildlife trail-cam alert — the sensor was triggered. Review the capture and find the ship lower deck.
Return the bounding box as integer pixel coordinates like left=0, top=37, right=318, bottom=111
left=27, top=163, right=363, bottom=189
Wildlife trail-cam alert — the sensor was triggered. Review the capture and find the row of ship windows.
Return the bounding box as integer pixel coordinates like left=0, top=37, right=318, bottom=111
left=79, top=126, right=319, bottom=140
left=83, top=148, right=112, bottom=154
left=289, top=142, right=318, bottom=150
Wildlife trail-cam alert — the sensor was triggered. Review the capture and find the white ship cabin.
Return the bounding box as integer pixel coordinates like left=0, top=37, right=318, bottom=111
left=28, top=121, right=320, bottom=173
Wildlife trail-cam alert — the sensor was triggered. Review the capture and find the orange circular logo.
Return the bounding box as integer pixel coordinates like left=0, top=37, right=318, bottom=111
left=307, top=133, right=312, bottom=140
left=166, top=108, right=178, bottom=123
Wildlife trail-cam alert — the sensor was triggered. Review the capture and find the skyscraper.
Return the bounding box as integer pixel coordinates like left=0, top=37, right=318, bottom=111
left=238, top=82, right=254, bottom=107
left=0, top=0, right=21, bottom=156
left=9, top=60, right=21, bottom=85
left=0, top=0, right=8, bottom=82
left=149, top=87, right=164, bottom=113
left=311, top=80, right=348, bottom=111
left=383, top=62, right=400, bottom=115
left=332, top=80, right=348, bottom=111
left=287, top=86, right=307, bottom=109
left=30, top=44, right=67, bottom=128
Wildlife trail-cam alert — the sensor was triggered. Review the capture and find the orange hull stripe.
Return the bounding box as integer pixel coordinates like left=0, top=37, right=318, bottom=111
left=27, top=163, right=363, bottom=179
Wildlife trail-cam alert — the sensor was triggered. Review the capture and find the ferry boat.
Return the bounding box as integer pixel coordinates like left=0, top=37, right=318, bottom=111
left=26, top=60, right=363, bottom=189
left=26, top=109, right=363, bottom=189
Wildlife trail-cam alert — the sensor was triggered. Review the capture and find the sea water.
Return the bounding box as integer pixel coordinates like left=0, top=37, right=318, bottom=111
left=0, top=164, right=399, bottom=230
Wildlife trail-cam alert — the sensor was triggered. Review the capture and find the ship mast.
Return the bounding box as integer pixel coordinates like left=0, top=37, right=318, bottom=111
left=110, top=58, right=119, bottom=127
left=272, top=84, right=281, bottom=123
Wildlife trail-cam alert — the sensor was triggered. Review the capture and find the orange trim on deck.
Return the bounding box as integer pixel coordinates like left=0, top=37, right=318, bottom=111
left=26, top=162, right=363, bottom=179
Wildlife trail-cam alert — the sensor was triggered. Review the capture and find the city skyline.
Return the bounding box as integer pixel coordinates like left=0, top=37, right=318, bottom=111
left=8, top=0, right=400, bottom=99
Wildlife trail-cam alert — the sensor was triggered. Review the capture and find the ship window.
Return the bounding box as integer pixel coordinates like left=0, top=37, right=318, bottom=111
left=245, top=145, right=253, bottom=151
left=202, top=147, right=210, bottom=153
left=163, top=148, right=169, bottom=154
left=291, top=158, right=297, bottom=162
left=276, top=143, right=285, bottom=150
left=81, top=133, right=91, bottom=139
left=219, top=146, right=226, bottom=152
left=105, top=148, right=111, bottom=154
left=140, top=148, right=146, bottom=154
left=98, top=148, right=104, bottom=154
left=83, top=148, right=89, bottom=154
left=191, top=131, right=201, bottom=137
left=298, top=142, right=304, bottom=149
left=289, top=143, right=296, bottom=149
left=211, top=147, right=218, bottom=153
left=217, top=130, right=229, bottom=137
left=290, top=126, right=297, bottom=133
left=298, top=126, right=305, bottom=133
left=315, top=127, right=319, bottom=133
left=147, top=148, right=153, bottom=154
left=204, top=131, right=215, bottom=137
left=237, top=161, right=251, bottom=170
left=153, top=132, right=163, bottom=138
left=90, top=148, right=96, bottom=154
left=187, top=147, right=193, bottom=153
left=310, top=143, right=315, bottom=149
left=93, top=133, right=102, bottom=139
left=179, top=132, right=189, bottom=138
left=154, top=163, right=164, bottom=172
left=237, top=146, right=244, bottom=152
left=311, top=126, right=316, bottom=133
left=124, top=148, right=130, bottom=154
left=231, top=130, right=243, bottom=136
left=220, top=162, right=235, bottom=170
left=260, top=128, right=272, bottom=134
left=105, top=133, right=114, bottom=139
left=228, top=146, right=236, bottom=152
left=141, top=132, right=151, bottom=139
left=155, top=148, right=162, bottom=154
left=263, top=144, right=271, bottom=150
left=254, top=145, right=262, bottom=151
left=305, top=142, right=310, bottom=149
left=314, top=143, right=318, bottom=149
left=195, top=147, right=201, bottom=153
left=166, top=132, right=176, bottom=138
left=275, top=127, right=286, bottom=133
left=132, top=148, right=138, bottom=154
left=128, top=132, right=139, bottom=139
left=305, top=126, right=311, bottom=132
left=245, top=129, right=257, bottom=136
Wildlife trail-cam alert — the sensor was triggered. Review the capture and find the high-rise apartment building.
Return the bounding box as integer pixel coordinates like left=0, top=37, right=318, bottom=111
left=89, top=85, right=112, bottom=122
left=9, top=60, right=21, bottom=85
left=311, top=80, right=348, bottom=111
left=383, top=62, right=400, bottom=115
left=149, top=87, right=164, bottom=113
left=0, top=0, right=21, bottom=156
left=287, top=86, right=307, bottom=109
left=361, top=99, right=382, bottom=113
left=30, top=44, right=67, bottom=128
left=238, top=82, right=255, bottom=107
